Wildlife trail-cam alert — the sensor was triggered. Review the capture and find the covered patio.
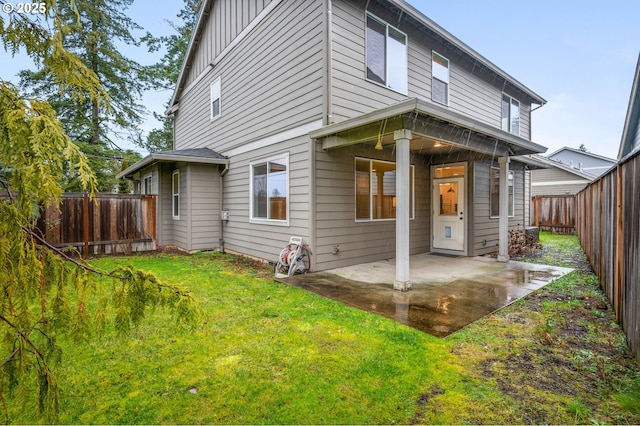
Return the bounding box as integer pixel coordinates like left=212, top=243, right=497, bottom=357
left=310, top=97, right=547, bottom=290
left=278, top=253, right=572, bottom=337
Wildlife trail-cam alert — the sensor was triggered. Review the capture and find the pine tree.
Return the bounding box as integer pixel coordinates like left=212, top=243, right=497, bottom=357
left=18, top=0, right=148, bottom=191
left=0, top=3, right=200, bottom=422
left=141, top=0, right=202, bottom=153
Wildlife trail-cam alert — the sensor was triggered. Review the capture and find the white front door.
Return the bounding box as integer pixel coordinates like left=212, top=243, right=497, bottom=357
left=433, top=176, right=465, bottom=251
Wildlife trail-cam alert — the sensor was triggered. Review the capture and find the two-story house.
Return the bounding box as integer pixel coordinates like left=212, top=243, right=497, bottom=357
left=118, top=0, right=547, bottom=289
left=545, top=147, right=616, bottom=178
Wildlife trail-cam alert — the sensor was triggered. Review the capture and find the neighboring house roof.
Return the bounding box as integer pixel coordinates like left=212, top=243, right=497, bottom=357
left=117, top=148, right=228, bottom=179
left=618, top=53, right=640, bottom=160
left=546, top=146, right=616, bottom=178
left=310, top=97, right=547, bottom=157
left=529, top=154, right=595, bottom=181
left=168, top=0, right=546, bottom=113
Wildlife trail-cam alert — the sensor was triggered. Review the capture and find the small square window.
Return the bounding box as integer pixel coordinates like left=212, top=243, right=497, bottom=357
left=250, top=155, right=289, bottom=223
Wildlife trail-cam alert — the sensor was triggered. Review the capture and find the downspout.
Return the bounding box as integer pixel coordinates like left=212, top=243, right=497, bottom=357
left=219, top=163, right=229, bottom=253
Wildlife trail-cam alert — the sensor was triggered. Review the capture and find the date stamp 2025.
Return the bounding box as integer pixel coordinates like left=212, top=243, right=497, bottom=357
left=2, top=2, right=47, bottom=14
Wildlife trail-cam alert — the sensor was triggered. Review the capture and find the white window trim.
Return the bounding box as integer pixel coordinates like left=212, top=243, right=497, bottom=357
left=249, top=153, right=290, bottom=226
left=142, top=173, right=152, bottom=195
left=490, top=167, right=515, bottom=219
left=172, top=170, right=180, bottom=220
left=354, top=157, right=415, bottom=222
left=502, top=93, right=520, bottom=136
left=364, top=12, right=408, bottom=95
left=210, top=77, right=221, bottom=121
left=431, top=50, right=450, bottom=106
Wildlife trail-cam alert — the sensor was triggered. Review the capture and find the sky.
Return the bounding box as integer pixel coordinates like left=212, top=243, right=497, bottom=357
left=1, top=0, right=639, bottom=160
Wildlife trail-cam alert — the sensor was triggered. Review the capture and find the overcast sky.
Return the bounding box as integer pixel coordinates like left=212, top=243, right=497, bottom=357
left=1, top=0, right=638, bottom=160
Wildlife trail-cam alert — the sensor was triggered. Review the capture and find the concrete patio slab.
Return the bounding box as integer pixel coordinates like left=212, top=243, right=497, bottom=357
left=277, top=253, right=573, bottom=337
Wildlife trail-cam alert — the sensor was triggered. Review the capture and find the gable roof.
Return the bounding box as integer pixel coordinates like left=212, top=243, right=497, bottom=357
left=529, top=154, right=595, bottom=181
left=168, top=0, right=546, bottom=112
left=117, top=148, right=228, bottom=180
left=547, top=146, right=617, bottom=164
left=618, top=53, right=640, bottom=160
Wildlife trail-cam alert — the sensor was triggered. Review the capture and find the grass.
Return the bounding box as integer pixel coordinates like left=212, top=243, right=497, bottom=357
left=6, top=233, right=640, bottom=424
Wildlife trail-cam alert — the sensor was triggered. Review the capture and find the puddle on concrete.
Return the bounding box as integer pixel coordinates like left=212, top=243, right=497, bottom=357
left=279, top=263, right=572, bottom=338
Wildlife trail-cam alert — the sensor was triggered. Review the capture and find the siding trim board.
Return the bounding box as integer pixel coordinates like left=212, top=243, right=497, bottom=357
left=222, top=119, right=323, bottom=157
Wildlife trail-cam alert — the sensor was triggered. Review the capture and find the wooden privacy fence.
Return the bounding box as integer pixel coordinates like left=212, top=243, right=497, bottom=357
left=532, top=195, right=575, bottom=234
left=576, top=154, right=640, bottom=363
left=37, top=193, right=156, bottom=255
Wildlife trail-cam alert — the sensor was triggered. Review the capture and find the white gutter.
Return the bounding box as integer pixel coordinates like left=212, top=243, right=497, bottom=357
left=117, top=153, right=229, bottom=180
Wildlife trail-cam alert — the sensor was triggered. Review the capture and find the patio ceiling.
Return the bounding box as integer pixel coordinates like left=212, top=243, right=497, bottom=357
left=309, top=98, right=547, bottom=158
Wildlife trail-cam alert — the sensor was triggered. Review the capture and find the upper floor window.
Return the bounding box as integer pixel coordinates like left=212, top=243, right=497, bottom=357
left=355, top=158, right=414, bottom=221
left=432, top=51, right=449, bottom=105
left=502, top=93, right=520, bottom=135
left=210, top=77, right=221, bottom=120
left=365, top=13, right=407, bottom=94
left=250, top=154, right=288, bottom=223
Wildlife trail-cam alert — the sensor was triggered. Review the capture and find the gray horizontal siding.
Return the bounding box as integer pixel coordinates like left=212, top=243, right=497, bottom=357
left=530, top=168, right=590, bottom=196
left=185, top=0, right=273, bottom=87
left=162, top=164, right=188, bottom=249
left=330, top=0, right=532, bottom=138
left=189, top=164, right=221, bottom=251
left=221, top=135, right=310, bottom=263
left=473, top=160, right=528, bottom=256
left=314, top=143, right=430, bottom=271
left=174, top=0, right=325, bottom=154
left=531, top=183, right=589, bottom=197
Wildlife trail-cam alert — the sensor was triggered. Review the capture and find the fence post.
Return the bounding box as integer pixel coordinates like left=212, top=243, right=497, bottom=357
left=615, top=165, right=623, bottom=321
left=83, top=193, right=89, bottom=255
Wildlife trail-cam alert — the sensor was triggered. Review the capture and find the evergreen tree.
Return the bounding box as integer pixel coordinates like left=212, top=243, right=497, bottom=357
left=0, top=3, right=200, bottom=422
left=18, top=0, right=148, bottom=191
left=141, top=0, right=201, bottom=153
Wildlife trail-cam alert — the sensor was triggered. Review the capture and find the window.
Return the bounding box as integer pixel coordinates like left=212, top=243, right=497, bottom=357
left=250, top=155, right=288, bottom=222
left=501, top=93, right=520, bottom=135
left=142, top=175, right=152, bottom=194
left=432, top=51, right=449, bottom=105
left=366, top=13, right=407, bottom=94
left=490, top=168, right=514, bottom=218
left=355, top=158, right=414, bottom=221
left=172, top=170, right=180, bottom=219
left=210, top=77, right=221, bottom=120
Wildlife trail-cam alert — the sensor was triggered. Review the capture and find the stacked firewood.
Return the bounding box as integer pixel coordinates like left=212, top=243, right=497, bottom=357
left=508, top=230, right=542, bottom=257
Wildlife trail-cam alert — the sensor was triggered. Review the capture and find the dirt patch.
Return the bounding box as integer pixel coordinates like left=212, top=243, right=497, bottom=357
left=410, top=384, right=445, bottom=425
left=425, top=235, right=640, bottom=424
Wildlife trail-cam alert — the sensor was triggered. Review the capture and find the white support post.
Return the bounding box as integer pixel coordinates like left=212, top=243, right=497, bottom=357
left=394, top=129, right=412, bottom=291
left=497, top=156, right=510, bottom=262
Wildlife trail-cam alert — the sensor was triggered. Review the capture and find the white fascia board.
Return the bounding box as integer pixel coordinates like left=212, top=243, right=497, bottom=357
left=310, top=97, right=547, bottom=155
left=116, top=153, right=229, bottom=180
left=388, top=0, right=546, bottom=105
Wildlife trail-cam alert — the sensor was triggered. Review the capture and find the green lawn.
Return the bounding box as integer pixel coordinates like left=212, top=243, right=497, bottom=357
left=7, top=233, right=640, bottom=424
